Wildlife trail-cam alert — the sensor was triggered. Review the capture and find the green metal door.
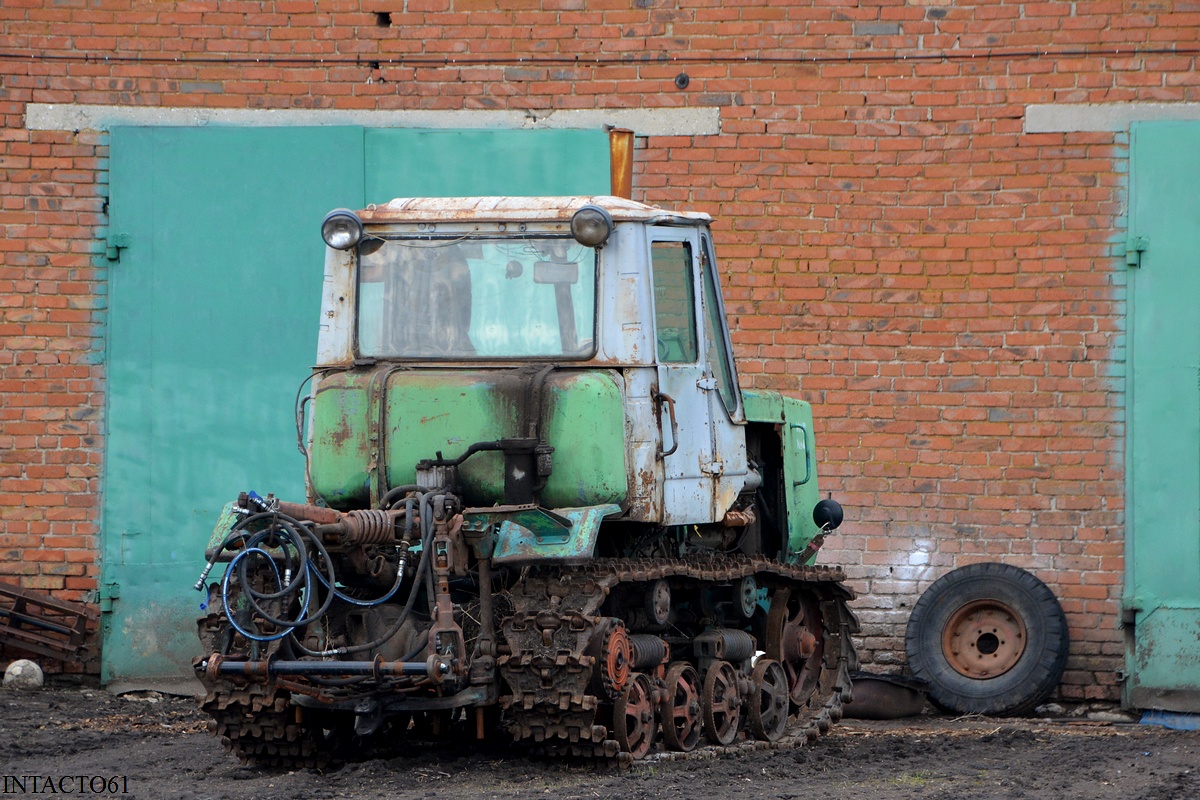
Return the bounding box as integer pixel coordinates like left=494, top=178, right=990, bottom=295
left=102, top=127, right=609, bottom=689
left=1125, top=121, right=1200, bottom=711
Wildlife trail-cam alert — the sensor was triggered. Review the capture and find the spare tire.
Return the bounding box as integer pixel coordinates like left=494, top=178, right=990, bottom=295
left=905, top=562, right=1069, bottom=716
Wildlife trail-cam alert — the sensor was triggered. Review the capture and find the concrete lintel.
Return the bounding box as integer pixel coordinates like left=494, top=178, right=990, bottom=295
left=1026, top=103, right=1200, bottom=133
left=25, top=104, right=721, bottom=137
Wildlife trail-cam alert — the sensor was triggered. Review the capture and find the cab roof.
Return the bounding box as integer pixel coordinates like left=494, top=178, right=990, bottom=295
left=357, top=195, right=711, bottom=226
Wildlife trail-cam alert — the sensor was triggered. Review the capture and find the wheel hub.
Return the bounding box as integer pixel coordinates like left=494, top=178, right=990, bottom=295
left=941, top=599, right=1027, bottom=679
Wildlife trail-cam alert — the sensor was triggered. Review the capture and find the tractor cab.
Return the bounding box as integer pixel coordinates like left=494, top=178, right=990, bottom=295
left=309, top=196, right=753, bottom=530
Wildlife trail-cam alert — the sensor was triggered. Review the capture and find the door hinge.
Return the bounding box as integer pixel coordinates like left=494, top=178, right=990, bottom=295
left=1125, top=236, right=1149, bottom=268
left=98, top=581, right=120, bottom=613
left=106, top=232, right=132, bottom=262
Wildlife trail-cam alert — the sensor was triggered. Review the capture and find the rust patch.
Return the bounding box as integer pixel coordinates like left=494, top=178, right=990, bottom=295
left=276, top=501, right=343, bottom=525
left=315, top=381, right=355, bottom=449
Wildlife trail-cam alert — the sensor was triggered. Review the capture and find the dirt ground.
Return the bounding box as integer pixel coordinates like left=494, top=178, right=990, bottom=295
left=2, top=684, right=1199, bottom=800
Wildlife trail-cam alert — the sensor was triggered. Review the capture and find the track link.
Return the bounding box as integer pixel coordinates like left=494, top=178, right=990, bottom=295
left=199, top=679, right=324, bottom=768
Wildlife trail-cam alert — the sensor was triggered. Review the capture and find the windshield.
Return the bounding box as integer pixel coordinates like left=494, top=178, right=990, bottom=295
left=357, top=237, right=597, bottom=359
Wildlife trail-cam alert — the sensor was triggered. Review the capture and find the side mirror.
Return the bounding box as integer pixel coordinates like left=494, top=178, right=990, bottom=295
left=813, top=498, right=843, bottom=531
left=357, top=237, right=385, bottom=256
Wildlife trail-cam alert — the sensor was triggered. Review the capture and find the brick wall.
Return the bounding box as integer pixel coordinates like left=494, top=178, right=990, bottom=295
left=3, top=0, right=1198, bottom=698
left=0, top=119, right=107, bottom=675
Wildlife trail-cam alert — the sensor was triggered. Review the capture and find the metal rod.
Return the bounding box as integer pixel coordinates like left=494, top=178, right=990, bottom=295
left=214, top=659, right=437, bottom=677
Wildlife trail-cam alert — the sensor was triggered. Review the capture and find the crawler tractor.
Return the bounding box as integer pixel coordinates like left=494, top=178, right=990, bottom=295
left=194, top=196, right=858, bottom=765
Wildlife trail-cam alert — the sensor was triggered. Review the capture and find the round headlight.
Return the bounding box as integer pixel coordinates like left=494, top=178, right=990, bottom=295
left=570, top=205, right=614, bottom=248
left=321, top=209, right=364, bottom=250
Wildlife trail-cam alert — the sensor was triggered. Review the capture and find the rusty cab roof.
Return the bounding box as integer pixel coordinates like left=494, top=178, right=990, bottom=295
left=356, top=195, right=711, bottom=227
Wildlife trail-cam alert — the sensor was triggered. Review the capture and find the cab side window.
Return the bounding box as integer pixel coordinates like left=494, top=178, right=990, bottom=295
left=700, top=236, right=739, bottom=417
left=651, top=241, right=699, bottom=363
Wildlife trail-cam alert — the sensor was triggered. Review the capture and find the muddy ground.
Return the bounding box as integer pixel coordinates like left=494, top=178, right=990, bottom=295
left=2, top=684, right=1198, bottom=800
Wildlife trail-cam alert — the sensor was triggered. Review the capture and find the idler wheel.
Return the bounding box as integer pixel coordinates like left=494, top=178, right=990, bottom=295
left=765, top=587, right=824, bottom=707
left=646, top=578, right=671, bottom=627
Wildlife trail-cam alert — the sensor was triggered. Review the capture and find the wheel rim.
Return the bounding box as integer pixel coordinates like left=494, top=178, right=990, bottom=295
left=941, top=599, right=1028, bottom=679
left=738, top=576, right=758, bottom=618
left=613, top=673, right=657, bottom=759
left=765, top=588, right=824, bottom=706
left=647, top=579, right=671, bottom=626
left=748, top=659, right=789, bottom=742
left=661, top=662, right=702, bottom=752
left=702, top=660, right=741, bottom=745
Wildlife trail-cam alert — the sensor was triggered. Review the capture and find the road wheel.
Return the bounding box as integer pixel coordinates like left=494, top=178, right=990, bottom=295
left=613, top=673, right=657, bottom=759
left=661, top=662, right=702, bottom=752
left=701, top=660, right=742, bottom=745
left=906, top=562, right=1069, bottom=716
left=747, top=658, right=789, bottom=742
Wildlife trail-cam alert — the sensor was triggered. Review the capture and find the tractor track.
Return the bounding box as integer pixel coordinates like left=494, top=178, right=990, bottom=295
left=199, top=554, right=858, bottom=767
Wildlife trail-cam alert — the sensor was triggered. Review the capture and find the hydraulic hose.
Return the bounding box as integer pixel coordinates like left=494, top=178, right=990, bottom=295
left=202, top=490, right=447, bottom=653
left=379, top=484, right=421, bottom=510
left=213, top=514, right=337, bottom=640
left=221, top=548, right=299, bottom=643
left=300, top=498, right=438, bottom=657
left=236, top=525, right=336, bottom=630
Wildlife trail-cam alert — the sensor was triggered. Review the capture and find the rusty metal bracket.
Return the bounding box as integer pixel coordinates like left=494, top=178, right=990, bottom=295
left=428, top=515, right=469, bottom=677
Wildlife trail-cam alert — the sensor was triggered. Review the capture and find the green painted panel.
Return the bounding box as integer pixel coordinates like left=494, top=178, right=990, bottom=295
left=541, top=371, right=628, bottom=506
left=781, top=396, right=822, bottom=562
left=742, top=390, right=784, bottom=423
left=102, top=126, right=367, bottom=687
left=1126, top=121, right=1200, bottom=710
left=383, top=370, right=517, bottom=505
left=308, top=369, right=627, bottom=509
left=364, top=129, right=611, bottom=202
left=308, top=374, right=373, bottom=508
left=743, top=391, right=823, bottom=563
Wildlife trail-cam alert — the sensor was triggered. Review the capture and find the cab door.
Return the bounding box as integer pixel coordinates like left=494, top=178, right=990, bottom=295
left=650, top=229, right=717, bottom=524
left=698, top=232, right=749, bottom=519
